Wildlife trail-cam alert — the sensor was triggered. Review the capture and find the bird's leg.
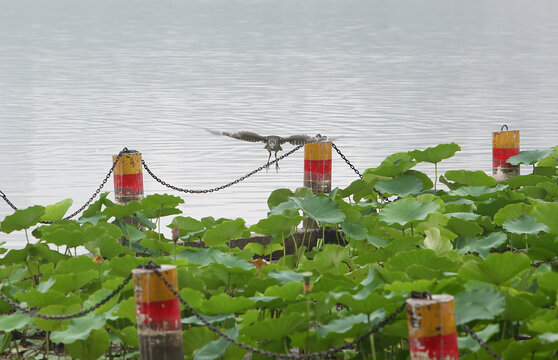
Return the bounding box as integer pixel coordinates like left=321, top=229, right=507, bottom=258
left=266, top=152, right=272, bottom=172
left=275, top=151, right=280, bottom=172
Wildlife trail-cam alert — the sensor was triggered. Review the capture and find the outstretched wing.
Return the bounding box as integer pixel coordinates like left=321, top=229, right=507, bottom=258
left=279, top=134, right=313, bottom=145
left=206, top=129, right=267, bottom=143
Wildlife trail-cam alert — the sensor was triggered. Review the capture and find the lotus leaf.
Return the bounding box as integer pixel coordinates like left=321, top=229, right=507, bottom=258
left=444, top=170, right=496, bottom=187
left=410, top=143, right=461, bottom=164
left=423, top=227, right=452, bottom=255
left=317, top=310, right=385, bottom=338
left=449, top=184, right=508, bottom=199
left=365, top=152, right=417, bottom=177
left=0, top=313, right=32, bottom=332
left=458, top=252, right=530, bottom=285
left=193, top=328, right=238, bottom=360
left=379, top=198, right=440, bottom=226
left=203, top=218, right=249, bottom=247
left=250, top=214, right=302, bottom=237
left=267, top=269, right=304, bottom=285
left=375, top=175, right=423, bottom=197
left=456, top=232, right=507, bottom=259
left=200, top=294, right=255, bottom=315
left=50, top=313, right=109, bottom=344
left=290, top=195, right=345, bottom=225
left=0, top=205, right=45, bottom=233
left=532, top=202, right=558, bottom=235
left=503, top=215, right=548, bottom=234
left=503, top=289, right=538, bottom=321
left=241, top=313, right=304, bottom=341
left=403, top=170, right=434, bottom=190
left=507, top=148, right=554, bottom=165
left=341, top=220, right=368, bottom=240
left=41, top=198, right=73, bottom=222
left=508, top=174, right=552, bottom=188
left=454, top=288, right=505, bottom=324
left=458, top=324, right=499, bottom=352
left=65, top=328, right=110, bottom=360
left=101, top=201, right=141, bottom=219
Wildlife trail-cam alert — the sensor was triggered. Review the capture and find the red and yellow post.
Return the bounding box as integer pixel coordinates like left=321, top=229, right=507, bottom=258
left=406, top=294, right=459, bottom=360
left=113, top=150, right=144, bottom=205
left=304, top=141, right=332, bottom=194
left=133, top=265, right=184, bottom=360
left=493, top=126, right=520, bottom=182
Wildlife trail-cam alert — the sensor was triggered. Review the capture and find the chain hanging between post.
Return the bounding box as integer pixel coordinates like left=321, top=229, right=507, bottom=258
left=150, top=262, right=406, bottom=359
left=0, top=147, right=133, bottom=224
left=0, top=273, right=133, bottom=320
left=143, top=145, right=303, bottom=194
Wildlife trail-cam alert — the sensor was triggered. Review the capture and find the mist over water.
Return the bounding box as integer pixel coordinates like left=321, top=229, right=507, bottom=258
left=1, top=0, right=557, bottom=249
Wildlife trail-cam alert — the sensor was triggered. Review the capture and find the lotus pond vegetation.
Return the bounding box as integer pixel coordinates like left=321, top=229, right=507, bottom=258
left=1, top=143, right=558, bottom=359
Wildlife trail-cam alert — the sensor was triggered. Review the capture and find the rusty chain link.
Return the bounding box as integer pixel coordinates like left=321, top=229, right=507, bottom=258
left=0, top=147, right=132, bottom=224
left=0, top=273, right=133, bottom=320
left=144, top=260, right=406, bottom=359
left=142, top=145, right=304, bottom=194
left=461, top=324, right=502, bottom=360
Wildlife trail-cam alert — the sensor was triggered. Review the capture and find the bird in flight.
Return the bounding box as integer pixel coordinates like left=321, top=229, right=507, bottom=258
left=206, top=130, right=328, bottom=171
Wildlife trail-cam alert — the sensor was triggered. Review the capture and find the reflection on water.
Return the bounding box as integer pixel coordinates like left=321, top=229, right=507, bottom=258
left=1, top=0, right=557, bottom=249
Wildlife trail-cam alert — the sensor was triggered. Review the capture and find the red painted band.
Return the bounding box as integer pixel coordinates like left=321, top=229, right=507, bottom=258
left=304, top=159, right=332, bottom=175
left=114, top=173, right=144, bottom=196
left=409, top=332, right=459, bottom=360
left=492, top=148, right=520, bottom=168
left=136, top=298, right=181, bottom=331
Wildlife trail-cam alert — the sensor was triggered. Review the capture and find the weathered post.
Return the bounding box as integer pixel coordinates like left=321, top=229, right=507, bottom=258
left=133, top=265, right=184, bottom=360
left=406, top=294, right=459, bottom=360
left=304, top=141, right=332, bottom=194
left=113, top=150, right=144, bottom=205
left=492, top=125, right=520, bottom=182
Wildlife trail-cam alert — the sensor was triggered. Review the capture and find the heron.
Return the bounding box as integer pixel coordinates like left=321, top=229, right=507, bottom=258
left=206, top=130, right=328, bottom=171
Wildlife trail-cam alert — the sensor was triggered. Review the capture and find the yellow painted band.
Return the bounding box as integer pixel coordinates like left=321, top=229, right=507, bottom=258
left=304, top=142, right=332, bottom=161
left=493, top=130, right=519, bottom=149
left=133, top=266, right=178, bottom=303
left=406, top=295, right=457, bottom=338
left=113, top=153, right=143, bottom=175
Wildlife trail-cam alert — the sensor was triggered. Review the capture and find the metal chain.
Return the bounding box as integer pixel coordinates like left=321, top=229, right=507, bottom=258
left=0, top=147, right=132, bottom=224
left=145, top=261, right=406, bottom=359
left=532, top=256, right=558, bottom=268
left=142, top=145, right=303, bottom=194
left=332, top=143, right=363, bottom=179
left=0, top=273, right=133, bottom=320
left=461, top=324, right=502, bottom=360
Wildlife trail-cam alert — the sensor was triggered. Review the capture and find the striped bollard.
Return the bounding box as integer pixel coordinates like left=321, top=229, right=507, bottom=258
left=133, top=265, right=184, bottom=360
left=492, top=125, right=520, bottom=182
left=406, top=294, right=459, bottom=360
left=113, top=150, right=144, bottom=205
left=304, top=141, right=332, bottom=194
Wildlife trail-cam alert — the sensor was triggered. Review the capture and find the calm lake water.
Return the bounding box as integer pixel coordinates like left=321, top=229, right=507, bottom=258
left=1, top=0, right=557, bottom=250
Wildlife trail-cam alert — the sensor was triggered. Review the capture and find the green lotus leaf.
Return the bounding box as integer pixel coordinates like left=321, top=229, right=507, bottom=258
left=449, top=184, right=508, bottom=199
left=385, top=248, right=459, bottom=274
left=203, top=218, right=249, bottom=247
left=507, top=148, right=554, bottom=165
left=201, top=294, right=255, bottom=315
left=423, top=227, right=452, bottom=255
left=250, top=214, right=303, bottom=237
left=305, top=245, right=350, bottom=275
left=458, top=252, right=530, bottom=285
left=456, top=232, right=507, bottom=259
left=51, top=270, right=99, bottom=293
left=41, top=198, right=73, bottom=222
left=141, top=193, right=184, bottom=209
left=454, top=288, right=505, bottom=324
left=108, top=256, right=146, bottom=277
left=403, top=170, right=434, bottom=190
left=508, top=174, right=553, bottom=188
left=169, top=216, right=204, bottom=235
left=81, top=192, right=113, bottom=218
left=0, top=205, right=45, bottom=233
left=177, top=248, right=254, bottom=272
left=375, top=175, right=423, bottom=197
left=28, top=243, right=70, bottom=263
left=267, top=188, right=295, bottom=209
left=458, top=324, right=499, bottom=352
left=317, top=310, right=385, bottom=338
left=242, top=313, right=304, bottom=341
left=365, top=152, right=417, bottom=177
left=290, top=196, right=345, bottom=226
left=503, top=215, right=548, bottom=234
left=340, top=220, right=368, bottom=240
left=267, top=269, right=304, bottom=285
left=330, top=289, right=389, bottom=314
left=35, top=303, right=82, bottom=331
left=493, top=203, right=532, bottom=226
left=101, top=201, right=142, bottom=219
left=65, top=328, right=110, bottom=360
left=0, top=313, right=32, bottom=332
left=444, top=170, right=496, bottom=187
left=193, top=328, right=238, bottom=360
left=183, top=327, right=216, bottom=359
left=410, top=143, right=461, bottom=164
left=54, top=255, right=99, bottom=275
left=379, top=198, right=440, bottom=226
left=339, top=179, right=374, bottom=201
left=15, top=287, right=65, bottom=308
left=532, top=202, right=558, bottom=235
left=447, top=217, right=483, bottom=237
left=503, top=289, right=538, bottom=321
left=50, top=313, right=108, bottom=344
left=264, top=282, right=302, bottom=301
left=538, top=182, right=558, bottom=200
